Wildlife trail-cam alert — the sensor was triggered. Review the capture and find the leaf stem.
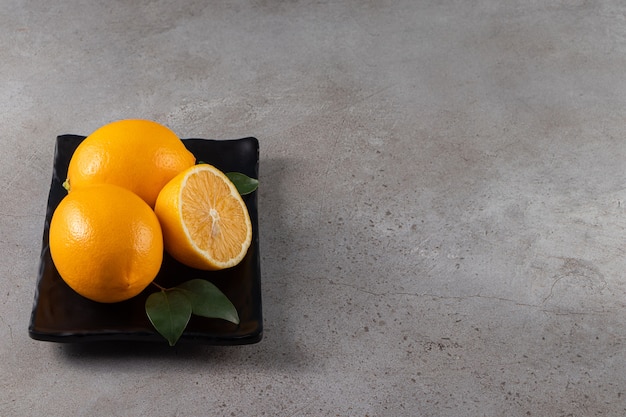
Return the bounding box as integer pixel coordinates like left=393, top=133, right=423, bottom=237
left=151, top=281, right=167, bottom=291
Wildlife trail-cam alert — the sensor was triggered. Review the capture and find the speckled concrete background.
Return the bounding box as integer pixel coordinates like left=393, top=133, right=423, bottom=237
left=2, top=1, right=626, bottom=416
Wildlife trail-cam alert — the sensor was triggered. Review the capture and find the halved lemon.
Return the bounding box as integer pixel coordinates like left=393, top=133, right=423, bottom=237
left=154, top=164, right=253, bottom=270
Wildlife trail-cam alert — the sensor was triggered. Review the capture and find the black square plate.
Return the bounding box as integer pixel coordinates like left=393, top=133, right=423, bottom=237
left=28, top=135, right=262, bottom=344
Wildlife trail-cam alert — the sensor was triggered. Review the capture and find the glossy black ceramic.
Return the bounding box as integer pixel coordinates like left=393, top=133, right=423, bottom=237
left=29, top=135, right=262, bottom=344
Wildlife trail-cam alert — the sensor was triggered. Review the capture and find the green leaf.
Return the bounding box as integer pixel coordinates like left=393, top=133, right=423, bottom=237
left=176, top=279, right=240, bottom=325
left=145, top=289, right=192, bottom=346
left=226, top=172, right=258, bottom=195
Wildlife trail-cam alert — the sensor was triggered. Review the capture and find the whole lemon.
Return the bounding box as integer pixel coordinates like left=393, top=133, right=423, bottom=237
left=65, top=119, right=195, bottom=207
left=49, top=184, right=163, bottom=303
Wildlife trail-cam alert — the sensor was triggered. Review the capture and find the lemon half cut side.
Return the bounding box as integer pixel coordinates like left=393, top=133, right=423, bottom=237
left=155, top=164, right=253, bottom=271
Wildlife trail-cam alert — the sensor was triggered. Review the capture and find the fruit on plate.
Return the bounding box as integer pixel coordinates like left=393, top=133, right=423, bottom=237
left=49, top=184, right=163, bottom=303
left=65, top=119, right=196, bottom=207
left=155, top=164, right=253, bottom=270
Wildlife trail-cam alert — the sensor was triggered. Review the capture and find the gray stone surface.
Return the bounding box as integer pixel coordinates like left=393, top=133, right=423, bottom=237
left=2, top=1, right=626, bottom=415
